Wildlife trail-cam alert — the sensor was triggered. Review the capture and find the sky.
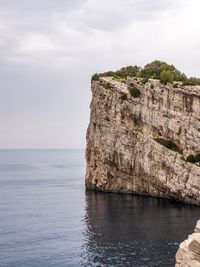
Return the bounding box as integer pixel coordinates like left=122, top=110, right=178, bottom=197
left=0, top=0, right=200, bottom=149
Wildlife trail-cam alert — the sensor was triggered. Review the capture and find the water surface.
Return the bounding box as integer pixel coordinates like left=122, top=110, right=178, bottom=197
left=0, top=149, right=199, bottom=267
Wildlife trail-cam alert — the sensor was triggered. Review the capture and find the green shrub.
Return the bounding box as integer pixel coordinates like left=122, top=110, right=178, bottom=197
left=183, top=77, right=200, bottom=86
left=155, top=138, right=181, bottom=153
left=186, top=155, right=196, bottom=163
left=115, top=65, right=141, bottom=78
left=160, top=70, right=174, bottom=85
left=92, top=73, right=100, bottom=81
left=128, top=86, right=141, bottom=98
left=181, top=153, right=200, bottom=165
left=185, top=153, right=200, bottom=163
left=141, top=60, right=186, bottom=82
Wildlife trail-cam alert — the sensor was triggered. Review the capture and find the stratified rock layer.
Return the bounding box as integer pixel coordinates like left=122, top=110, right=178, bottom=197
left=176, top=220, right=200, bottom=267
left=85, top=77, right=200, bottom=205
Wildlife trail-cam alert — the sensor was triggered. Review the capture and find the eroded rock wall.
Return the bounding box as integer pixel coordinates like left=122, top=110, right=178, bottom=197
left=85, top=77, right=200, bottom=205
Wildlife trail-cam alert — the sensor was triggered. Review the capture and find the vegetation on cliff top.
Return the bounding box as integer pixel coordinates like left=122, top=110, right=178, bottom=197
left=92, top=60, right=200, bottom=86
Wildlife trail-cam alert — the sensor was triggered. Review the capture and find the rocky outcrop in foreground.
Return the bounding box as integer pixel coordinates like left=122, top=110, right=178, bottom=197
left=176, top=220, right=200, bottom=267
left=85, top=76, right=200, bottom=205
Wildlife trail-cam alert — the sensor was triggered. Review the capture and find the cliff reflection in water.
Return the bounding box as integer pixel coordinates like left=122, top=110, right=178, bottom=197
left=82, top=191, right=200, bottom=267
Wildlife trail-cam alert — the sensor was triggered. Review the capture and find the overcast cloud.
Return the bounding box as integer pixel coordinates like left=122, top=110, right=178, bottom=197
left=0, top=0, right=200, bottom=148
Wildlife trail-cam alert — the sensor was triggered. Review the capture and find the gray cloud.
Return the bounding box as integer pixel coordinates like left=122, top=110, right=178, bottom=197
left=0, top=0, right=199, bottom=148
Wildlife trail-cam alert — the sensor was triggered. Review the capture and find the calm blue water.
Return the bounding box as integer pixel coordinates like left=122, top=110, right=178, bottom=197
left=0, top=149, right=200, bottom=267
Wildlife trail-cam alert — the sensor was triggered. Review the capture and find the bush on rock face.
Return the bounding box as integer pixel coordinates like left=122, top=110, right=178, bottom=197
left=186, top=155, right=196, bottom=163
left=185, top=153, right=200, bottom=164
left=155, top=138, right=181, bottom=153
left=128, top=85, right=141, bottom=98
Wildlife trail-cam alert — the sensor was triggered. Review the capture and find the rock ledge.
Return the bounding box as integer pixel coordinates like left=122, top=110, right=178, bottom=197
left=176, top=220, right=200, bottom=267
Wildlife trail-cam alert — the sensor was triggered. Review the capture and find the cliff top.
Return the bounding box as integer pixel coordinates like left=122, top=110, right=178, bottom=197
left=92, top=60, right=200, bottom=88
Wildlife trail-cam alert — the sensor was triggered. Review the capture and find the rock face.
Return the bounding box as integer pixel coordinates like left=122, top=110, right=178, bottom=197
left=85, top=76, right=200, bottom=205
left=176, top=220, right=200, bottom=267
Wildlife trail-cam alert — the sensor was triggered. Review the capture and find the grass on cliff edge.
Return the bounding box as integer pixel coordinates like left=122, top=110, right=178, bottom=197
left=92, top=60, right=200, bottom=86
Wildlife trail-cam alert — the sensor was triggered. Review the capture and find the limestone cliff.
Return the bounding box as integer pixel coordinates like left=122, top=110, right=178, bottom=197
left=85, top=76, right=200, bottom=205
left=176, top=220, right=200, bottom=266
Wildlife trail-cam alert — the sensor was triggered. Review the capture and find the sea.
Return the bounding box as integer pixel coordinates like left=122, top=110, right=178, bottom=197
left=0, top=149, right=200, bottom=267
